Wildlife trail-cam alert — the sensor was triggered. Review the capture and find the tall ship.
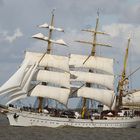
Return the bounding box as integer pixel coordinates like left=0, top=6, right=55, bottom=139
left=0, top=11, right=140, bottom=128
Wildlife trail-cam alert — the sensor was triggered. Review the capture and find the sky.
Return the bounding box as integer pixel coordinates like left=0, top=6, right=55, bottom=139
left=0, top=0, right=140, bottom=92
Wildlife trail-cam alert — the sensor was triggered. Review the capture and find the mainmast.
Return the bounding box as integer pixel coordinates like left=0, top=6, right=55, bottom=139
left=117, top=38, right=131, bottom=109
left=32, top=10, right=66, bottom=113
left=76, top=12, right=111, bottom=118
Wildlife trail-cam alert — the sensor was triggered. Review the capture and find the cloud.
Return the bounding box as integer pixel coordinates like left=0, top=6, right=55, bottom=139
left=119, top=4, right=140, bottom=24
left=102, top=23, right=140, bottom=48
left=102, top=23, right=140, bottom=73
left=5, top=28, right=23, bottom=43
left=102, top=24, right=136, bottom=38
left=0, top=28, right=23, bottom=43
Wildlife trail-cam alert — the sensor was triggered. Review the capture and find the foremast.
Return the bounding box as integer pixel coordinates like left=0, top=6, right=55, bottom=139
left=38, top=11, right=54, bottom=113
left=76, top=12, right=111, bottom=118
left=32, top=10, right=66, bottom=113
left=117, top=38, right=131, bottom=109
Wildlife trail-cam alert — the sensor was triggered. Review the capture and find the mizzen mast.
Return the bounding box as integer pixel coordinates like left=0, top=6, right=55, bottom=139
left=117, top=38, right=131, bottom=109
left=75, top=12, right=111, bottom=118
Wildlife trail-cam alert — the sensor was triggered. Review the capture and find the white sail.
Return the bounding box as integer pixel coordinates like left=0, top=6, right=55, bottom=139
left=77, top=87, right=115, bottom=107
left=5, top=63, right=38, bottom=105
left=32, top=33, right=48, bottom=41
left=0, top=61, right=29, bottom=95
left=32, top=33, right=67, bottom=46
left=23, top=51, right=69, bottom=71
left=50, top=39, right=67, bottom=46
left=123, top=89, right=139, bottom=96
left=123, top=91, right=140, bottom=105
left=38, top=23, right=64, bottom=32
left=33, top=70, right=70, bottom=88
left=0, top=63, right=35, bottom=97
left=38, top=23, right=49, bottom=28
left=103, top=96, right=116, bottom=110
left=69, top=54, right=114, bottom=75
left=6, top=94, right=27, bottom=105
left=30, top=85, right=70, bottom=105
left=70, top=71, right=114, bottom=90
left=111, top=96, right=116, bottom=110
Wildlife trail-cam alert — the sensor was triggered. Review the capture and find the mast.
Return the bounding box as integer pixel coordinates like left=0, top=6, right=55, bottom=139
left=38, top=11, right=54, bottom=113
left=117, top=38, right=131, bottom=109
left=32, top=10, right=66, bottom=113
left=47, top=10, right=54, bottom=54
left=76, top=12, right=111, bottom=118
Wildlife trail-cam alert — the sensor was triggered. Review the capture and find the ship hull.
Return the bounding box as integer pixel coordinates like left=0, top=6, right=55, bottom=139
left=6, top=108, right=140, bottom=128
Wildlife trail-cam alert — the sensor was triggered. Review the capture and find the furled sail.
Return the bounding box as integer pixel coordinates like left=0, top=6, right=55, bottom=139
left=123, top=91, right=140, bottom=106
left=23, top=51, right=69, bottom=71
left=69, top=54, right=114, bottom=75
left=77, top=87, right=115, bottom=107
left=32, top=33, right=67, bottom=46
left=70, top=71, right=114, bottom=90
left=50, top=39, right=67, bottom=46
left=30, top=85, right=70, bottom=105
left=33, top=70, right=70, bottom=88
left=38, top=23, right=64, bottom=32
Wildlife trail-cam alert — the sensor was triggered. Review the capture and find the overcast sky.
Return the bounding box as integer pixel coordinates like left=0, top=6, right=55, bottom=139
left=0, top=0, right=140, bottom=90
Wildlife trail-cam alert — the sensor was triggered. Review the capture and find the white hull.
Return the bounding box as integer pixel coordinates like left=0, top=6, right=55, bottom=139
left=6, top=108, right=140, bottom=128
